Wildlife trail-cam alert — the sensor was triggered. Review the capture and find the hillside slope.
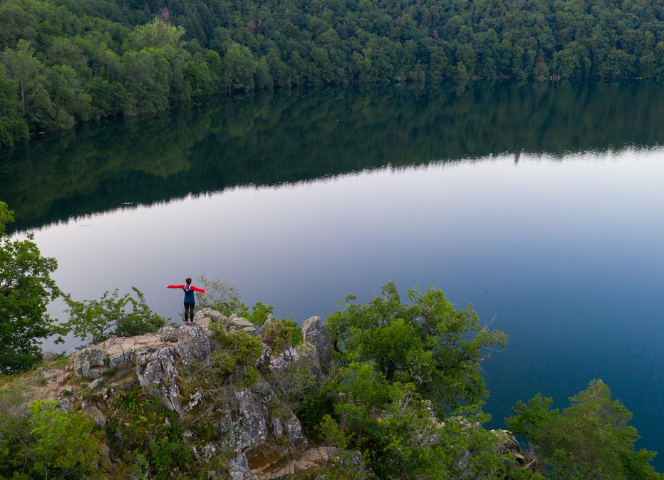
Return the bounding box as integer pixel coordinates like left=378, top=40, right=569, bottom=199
left=2, top=0, right=664, bottom=146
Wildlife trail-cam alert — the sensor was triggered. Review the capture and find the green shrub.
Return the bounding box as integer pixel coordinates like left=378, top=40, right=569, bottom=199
left=105, top=383, right=188, bottom=479
left=148, top=426, right=192, bottom=479
left=318, top=414, right=348, bottom=448
left=64, top=287, right=166, bottom=344
left=282, top=319, right=303, bottom=347
left=239, top=301, right=274, bottom=326
left=262, top=320, right=293, bottom=355
left=212, top=327, right=263, bottom=383
left=28, top=400, right=103, bottom=479
left=0, top=381, right=32, bottom=477
left=131, top=453, right=150, bottom=480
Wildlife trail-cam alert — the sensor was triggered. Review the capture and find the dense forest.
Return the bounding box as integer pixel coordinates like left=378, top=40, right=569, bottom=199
left=2, top=0, right=664, bottom=146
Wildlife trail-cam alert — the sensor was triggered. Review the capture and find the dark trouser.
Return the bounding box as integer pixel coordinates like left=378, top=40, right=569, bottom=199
left=184, top=302, right=195, bottom=322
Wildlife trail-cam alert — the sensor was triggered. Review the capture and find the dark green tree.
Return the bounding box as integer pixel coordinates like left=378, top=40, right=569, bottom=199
left=326, top=281, right=508, bottom=414
left=1, top=40, right=54, bottom=129
left=223, top=42, right=256, bottom=91
left=0, top=202, right=63, bottom=373
left=0, top=70, right=28, bottom=147
left=506, top=380, right=662, bottom=479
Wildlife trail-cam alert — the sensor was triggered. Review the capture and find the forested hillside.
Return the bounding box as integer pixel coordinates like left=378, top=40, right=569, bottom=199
left=2, top=0, right=664, bottom=146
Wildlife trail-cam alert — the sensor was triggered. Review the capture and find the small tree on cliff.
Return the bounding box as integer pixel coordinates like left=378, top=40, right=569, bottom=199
left=0, top=202, right=64, bottom=373
left=64, top=287, right=166, bottom=344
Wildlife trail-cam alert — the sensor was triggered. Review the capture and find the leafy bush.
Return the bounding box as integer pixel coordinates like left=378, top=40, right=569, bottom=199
left=239, top=301, right=273, bottom=326
left=28, top=400, right=103, bottom=479
left=0, top=380, right=32, bottom=477
left=64, top=287, right=166, bottom=344
left=212, top=327, right=263, bottom=383
left=105, top=383, right=189, bottom=479
left=283, top=319, right=303, bottom=347
left=318, top=414, right=348, bottom=449
left=148, top=426, right=192, bottom=479
left=262, top=320, right=294, bottom=355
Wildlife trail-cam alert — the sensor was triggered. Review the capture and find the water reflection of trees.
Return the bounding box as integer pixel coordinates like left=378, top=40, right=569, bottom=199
left=3, top=82, right=664, bottom=232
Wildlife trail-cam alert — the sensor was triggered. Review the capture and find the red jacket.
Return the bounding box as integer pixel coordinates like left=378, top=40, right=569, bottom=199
left=166, top=284, right=207, bottom=292
left=167, top=284, right=207, bottom=303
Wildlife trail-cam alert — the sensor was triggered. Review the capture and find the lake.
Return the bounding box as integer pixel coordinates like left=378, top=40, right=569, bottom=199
left=2, top=81, right=664, bottom=468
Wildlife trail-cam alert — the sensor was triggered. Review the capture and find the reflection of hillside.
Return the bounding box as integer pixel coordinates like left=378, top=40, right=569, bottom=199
left=3, top=82, right=664, bottom=233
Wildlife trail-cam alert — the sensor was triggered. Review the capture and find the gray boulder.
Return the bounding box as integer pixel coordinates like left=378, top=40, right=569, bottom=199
left=232, top=388, right=269, bottom=450
left=136, top=346, right=182, bottom=413
left=283, top=414, right=305, bottom=447
left=270, top=416, right=284, bottom=439
left=158, top=323, right=182, bottom=342
left=73, top=333, right=168, bottom=378
left=176, top=325, right=213, bottom=365
left=75, top=346, right=106, bottom=378
left=266, top=343, right=320, bottom=402
left=89, top=378, right=103, bottom=390
left=231, top=317, right=254, bottom=329
left=194, top=309, right=227, bottom=328
left=302, top=317, right=333, bottom=372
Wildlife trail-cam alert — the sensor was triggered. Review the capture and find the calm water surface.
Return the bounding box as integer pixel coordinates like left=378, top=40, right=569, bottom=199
left=2, top=82, right=664, bottom=468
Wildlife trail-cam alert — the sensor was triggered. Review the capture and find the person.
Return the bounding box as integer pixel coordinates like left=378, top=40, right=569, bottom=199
left=167, top=278, right=207, bottom=325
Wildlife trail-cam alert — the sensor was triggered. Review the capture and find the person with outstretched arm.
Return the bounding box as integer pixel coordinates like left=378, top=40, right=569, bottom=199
left=167, top=278, right=207, bottom=325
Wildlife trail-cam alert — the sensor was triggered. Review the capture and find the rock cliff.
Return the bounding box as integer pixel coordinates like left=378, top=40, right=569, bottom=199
left=37, top=309, right=368, bottom=479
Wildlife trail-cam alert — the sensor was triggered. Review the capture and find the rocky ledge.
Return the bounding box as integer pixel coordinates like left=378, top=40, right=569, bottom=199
left=65, top=310, right=366, bottom=479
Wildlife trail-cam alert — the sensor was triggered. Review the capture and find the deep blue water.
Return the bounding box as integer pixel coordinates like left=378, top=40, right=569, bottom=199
left=3, top=83, right=664, bottom=469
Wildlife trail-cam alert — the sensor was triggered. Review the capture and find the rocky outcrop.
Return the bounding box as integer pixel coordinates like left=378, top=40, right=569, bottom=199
left=68, top=310, right=336, bottom=479
left=73, top=332, right=167, bottom=379
left=302, top=316, right=333, bottom=372
left=229, top=453, right=252, bottom=480
left=191, top=308, right=259, bottom=334
left=192, top=308, right=225, bottom=328
left=136, top=345, right=183, bottom=413
left=491, top=429, right=531, bottom=468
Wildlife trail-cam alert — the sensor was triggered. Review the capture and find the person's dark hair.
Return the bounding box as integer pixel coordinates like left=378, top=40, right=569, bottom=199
left=185, top=278, right=192, bottom=285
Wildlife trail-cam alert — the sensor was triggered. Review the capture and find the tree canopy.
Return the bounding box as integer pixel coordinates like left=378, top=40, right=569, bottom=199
left=506, top=380, right=662, bottom=479
left=3, top=0, right=664, bottom=146
left=0, top=201, right=64, bottom=372
left=327, top=281, right=508, bottom=415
